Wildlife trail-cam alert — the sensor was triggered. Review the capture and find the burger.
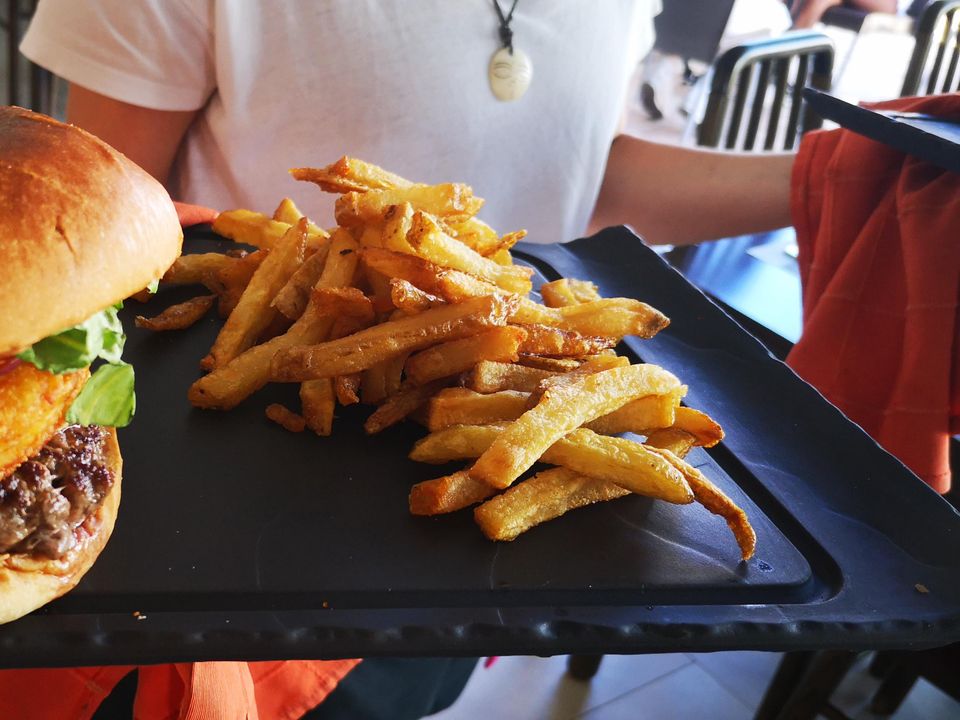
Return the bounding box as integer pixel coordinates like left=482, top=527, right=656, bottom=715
left=0, top=106, right=181, bottom=623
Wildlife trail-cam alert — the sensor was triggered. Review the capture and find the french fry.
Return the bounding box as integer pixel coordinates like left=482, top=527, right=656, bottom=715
left=381, top=202, right=415, bottom=253
left=645, top=446, right=756, bottom=561
left=446, top=217, right=501, bottom=256
left=539, top=278, right=601, bottom=307
left=162, top=253, right=235, bottom=287
left=406, top=211, right=533, bottom=294
left=644, top=428, right=697, bottom=458
left=464, top=360, right=562, bottom=393
left=270, top=294, right=517, bottom=382
left=135, top=294, right=216, bottom=331
left=489, top=248, right=513, bottom=266
left=187, top=256, right=363, bottom=410
left=271, top=241, right=332, bottom=320
left=411, top=423, right=693, bottom=504
left=215, top=250, right=267, bottom=317
left=586, top=391, right=683, bottom=435
left=265, top=403, right=307, bottom=432
left=364, top=380, right=448, bottom=435
left=335, top=374, right=362, bottom=405
left=361, top=247, right=497, bottom=302
left=515, top=323, right=617, bottom=358
left=389, top=279, right=445, bottom=315
left=272, top=197, right=324, bottom=236
left=409, top=470, right=497, bottom=515
left=203, top=218, right=308, bottom=369
left=291, top=156, right=413, bottom=194
left=512, top=297, right=669, bottom=340
left=671, top=407, right=725, bottom=447
left=425, top=388, right=530, bottom=431
left=469, top=364, right=683, bottom=489
left=516, top=355, right=582, bottom=372
left=405, top=326, right=527, bottom=385
left=361, top=363, right=389, bottom=405
left=474, top=467, right=629, bottom=541
left=335, top=185, right=484, bottom=228
left=301, top=378, right=336, bottom=436
left=213, top=209, right=328, bottom=251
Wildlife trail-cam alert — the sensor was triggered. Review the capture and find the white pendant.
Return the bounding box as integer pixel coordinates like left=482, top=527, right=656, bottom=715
left=488, top=46, right=533, bottom=102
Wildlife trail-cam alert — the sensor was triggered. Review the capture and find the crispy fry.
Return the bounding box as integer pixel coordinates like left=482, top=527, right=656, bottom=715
left=516, top=355, right=582, bottom=372
left=469, top=364, right=683, bottom=489
left=515, top=323, right=617, bottom=357
left=135, top=294, right=216, bottom=331
left=425, top=388, right=530, bottom=431
left=411, top=423, right=693, bottom=503
left=381, top=202, right=415, bottom=253
left=215, top=250, right=267, bottom=317
left=361, top=247, right=497, bottom=302
left=464, top=360, right=561, bottom=393
left=512, top=297, right=669, bottom=339
left=389, top=279, right=445, bottom=315
left=643, top=428, right=697, bottom=458
left=365, top=380, right=448, bottom=435
left=162, top=253, right=235, bottom=287
left=291, top=156, right=413, bottom=194
left=271, top=241, right=332, bottom=320
left=489, top=248, right=513, bottom=266
left=265, top=403, right=307, bottom=432
left=646, top=447, right=756, bottom=561
left=409, top=470, right=497, bottom=515
left=474, top=467, right=629, bottom=541
left=446, top=217, right=501, bottom=256
left=361, top=362, right=389, bottom=405
left=203, top=218, right=308, bottom=369
left=335, top=185, right=484, bottom=228
left=586, top=391, right=684, bottom=435
left=406, top=211, right=533, bottom=294
left=335, top=374, right=362, bottom=405
left=671, top=407, right=725, bottom=447
left=405, top=326, right=527, bottom=385
left=272, top=197, right=324, bottom=236
left=301, top=378, right=335, bottom=436
left=213, top=209, right=328, bottom=251
left=270, top=294, right=517, bottom=382
left=539, top=278, right=601, bottom=307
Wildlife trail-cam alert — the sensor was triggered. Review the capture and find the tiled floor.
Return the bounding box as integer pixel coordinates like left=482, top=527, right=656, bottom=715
left=431, top=652, right=960, bottom=719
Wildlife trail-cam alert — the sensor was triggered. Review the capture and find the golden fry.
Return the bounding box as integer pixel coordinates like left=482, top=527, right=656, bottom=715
left=291, top=156, right=413, bottom=194
left=336, top=184, right=483, bottom=228
left=272, top=197, right=324, bottom=236
left=469, top=364, right=683, bottom=489
left=539, top=278, right=601, bottom=307
left=265, top=403, right=307, bottom=433
left=425, top=388, right=530, bottom=431
left=361, top=247, right=497, bottom=302
left=162, top=253, right=234, bottom=287
left=512, top=297, right=669, bottom=340
left=135, top=294, right=215, bottom=331
left=409, top=470, right=497, bottom=516
left=474, top=467, right=628, bottom=541
left=404, top=326, right=527, bottom=385
left=301, top=378, right=335, bottom=436
left=215, top=250, right=267, bottom=318
left=515, top=323, right=616, bottom=358
left=270, top=294, right=517, bottom=382
left=364, top=380, right=448, bottom=435
left=271, top=242, right=332, bottom=320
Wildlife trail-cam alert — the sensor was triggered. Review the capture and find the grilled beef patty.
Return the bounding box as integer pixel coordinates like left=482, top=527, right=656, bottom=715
left=0, top=425, right=114, bottom=559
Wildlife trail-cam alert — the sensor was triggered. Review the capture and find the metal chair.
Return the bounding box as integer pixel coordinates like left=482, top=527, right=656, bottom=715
left=697, top=31, right=834, bottom=151
left=901, top=0, right=960, bottom=95
left=2, top=0, right=55, bottom=115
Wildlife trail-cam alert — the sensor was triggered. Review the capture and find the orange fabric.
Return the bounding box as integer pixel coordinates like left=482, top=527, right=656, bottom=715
left=787, top=93, right=960, bottom=493
left=0, top=660, right=360, bottom=720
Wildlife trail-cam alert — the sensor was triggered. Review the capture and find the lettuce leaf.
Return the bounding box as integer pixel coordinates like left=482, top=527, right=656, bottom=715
left=66, top=362, right=136, bottom=427
left=17, top=305, right=136, bottom=427
left=17, top=305, right=125, bottom=372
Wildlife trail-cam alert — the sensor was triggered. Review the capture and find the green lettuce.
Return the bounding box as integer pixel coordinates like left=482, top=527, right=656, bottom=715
left=17, top=304, right=136, bottom=427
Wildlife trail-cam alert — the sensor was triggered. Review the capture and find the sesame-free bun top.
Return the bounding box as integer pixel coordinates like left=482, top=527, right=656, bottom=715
left=0, top=106, right=182, bottom=355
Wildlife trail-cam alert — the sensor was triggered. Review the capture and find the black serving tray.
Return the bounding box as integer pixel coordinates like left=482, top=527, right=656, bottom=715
left=805, top=88, right=960, bottom=174
left=2, top=225, right=959, bottom=668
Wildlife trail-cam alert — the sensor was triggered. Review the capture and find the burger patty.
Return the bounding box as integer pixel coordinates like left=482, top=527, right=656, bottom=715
left=0, top=425, right=114, bottom=559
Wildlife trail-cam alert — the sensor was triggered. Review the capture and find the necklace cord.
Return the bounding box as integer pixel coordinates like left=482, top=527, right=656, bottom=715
left=492, top=0, right=520, bottom=54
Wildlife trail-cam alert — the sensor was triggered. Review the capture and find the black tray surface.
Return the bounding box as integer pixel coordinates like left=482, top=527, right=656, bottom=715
left=2, top=226, right=959, bottom=668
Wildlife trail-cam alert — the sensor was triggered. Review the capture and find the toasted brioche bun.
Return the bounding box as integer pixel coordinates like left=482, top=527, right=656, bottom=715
left=0, top=428, right=121, bottom=624
left=0, top=106, right=183, bottom=355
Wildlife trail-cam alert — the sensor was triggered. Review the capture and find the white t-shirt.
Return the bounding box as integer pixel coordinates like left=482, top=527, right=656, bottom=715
left=22, top=0, right=660, bottom=244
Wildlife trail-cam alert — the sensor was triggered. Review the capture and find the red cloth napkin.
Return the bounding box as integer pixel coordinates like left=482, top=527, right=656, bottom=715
left=0, top=198, right=361, bottom=719
left=786, top=94, right=960, bottom=493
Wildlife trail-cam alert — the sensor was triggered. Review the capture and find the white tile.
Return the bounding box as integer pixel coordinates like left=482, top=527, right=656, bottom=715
left=429, top=654, right=691, bottom=720
left=576, top=663, right=751, bottom=720
left=688, top=651, right=783, bottom=709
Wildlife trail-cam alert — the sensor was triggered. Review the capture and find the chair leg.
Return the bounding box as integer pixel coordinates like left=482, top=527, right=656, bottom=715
left=772, top=651, right=860, bottom=720
left=567, top=654, right=603, bottom=681
left=755, top=652, right=816, bottom=720
left=869, top=665, right=920, bottom=716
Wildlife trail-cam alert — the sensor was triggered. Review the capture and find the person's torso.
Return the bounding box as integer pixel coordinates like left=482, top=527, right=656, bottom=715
left=172, top=0, right=658, bottom=242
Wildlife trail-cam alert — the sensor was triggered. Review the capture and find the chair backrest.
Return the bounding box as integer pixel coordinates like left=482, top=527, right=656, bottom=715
left=901, top=0, right=960, bottom=95
left=654, top=0, right=737, bottom=64
left=3, top=0, right=54, bottom=115
left=698, top=31, right=835, bottom=151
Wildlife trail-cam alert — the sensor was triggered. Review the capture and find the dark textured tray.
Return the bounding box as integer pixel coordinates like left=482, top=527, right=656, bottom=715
left=2, top=226, right=959, bottom=668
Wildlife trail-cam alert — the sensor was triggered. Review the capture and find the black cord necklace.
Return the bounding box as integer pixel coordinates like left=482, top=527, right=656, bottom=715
left=488, top=0, right=532, bottom=101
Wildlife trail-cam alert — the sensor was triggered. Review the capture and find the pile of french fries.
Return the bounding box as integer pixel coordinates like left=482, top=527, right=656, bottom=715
left=140, top=157, right=756, bottom=560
